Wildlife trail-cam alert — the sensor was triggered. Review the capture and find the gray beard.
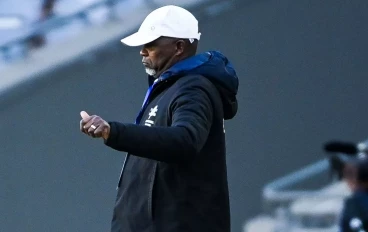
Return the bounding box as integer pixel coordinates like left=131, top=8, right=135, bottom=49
left=145, top=67, right=157, bottom=76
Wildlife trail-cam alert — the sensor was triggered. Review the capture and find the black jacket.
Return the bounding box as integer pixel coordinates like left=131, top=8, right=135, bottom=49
left=105, top=51, right=238, bottom=232
left=340, top=190, right=368, bottom=232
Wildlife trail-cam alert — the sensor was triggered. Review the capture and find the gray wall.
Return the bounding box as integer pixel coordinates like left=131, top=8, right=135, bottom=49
left=1, top=0, right=368, bottom=231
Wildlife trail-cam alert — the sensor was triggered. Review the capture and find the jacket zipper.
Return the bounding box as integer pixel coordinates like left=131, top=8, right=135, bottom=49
left=116, top=154, right=130, bottom=190
left=148, top=162, right=157, bottom=220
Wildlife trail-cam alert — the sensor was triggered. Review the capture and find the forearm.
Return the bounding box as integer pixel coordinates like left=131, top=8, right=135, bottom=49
left=105, top=77, right=214, bottom=162
left=105, top=122, right=200, bottom=163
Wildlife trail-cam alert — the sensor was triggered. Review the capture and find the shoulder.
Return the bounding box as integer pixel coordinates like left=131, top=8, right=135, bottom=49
left=170, top=74, right=220, bottom=101
left=174, top=74, right=215, bottom=90
left=342, top=194, right=368, bottom=217
left=343, top=195, right=357, bottom=209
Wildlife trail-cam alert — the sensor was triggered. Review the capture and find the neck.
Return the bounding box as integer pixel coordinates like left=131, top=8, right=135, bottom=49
left=154, top=54, right=192, bottom=78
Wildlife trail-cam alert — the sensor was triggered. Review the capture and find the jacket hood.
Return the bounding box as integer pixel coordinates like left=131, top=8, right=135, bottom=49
left=151, top=51, right=239, bottom=119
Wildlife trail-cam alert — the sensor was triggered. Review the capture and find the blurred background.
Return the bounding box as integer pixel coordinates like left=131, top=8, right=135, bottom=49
left=1, top=0, right=368, bottom=231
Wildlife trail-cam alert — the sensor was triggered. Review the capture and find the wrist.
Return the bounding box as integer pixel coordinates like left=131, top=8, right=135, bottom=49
left=103, top=126, right=110, bottom=141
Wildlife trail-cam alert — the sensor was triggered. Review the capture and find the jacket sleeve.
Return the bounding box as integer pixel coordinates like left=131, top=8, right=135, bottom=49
left=104, top=78, right=214, bottom=163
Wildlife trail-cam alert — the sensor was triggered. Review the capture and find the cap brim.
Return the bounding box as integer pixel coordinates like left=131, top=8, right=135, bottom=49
left=120, top=32, right=160, bottom=47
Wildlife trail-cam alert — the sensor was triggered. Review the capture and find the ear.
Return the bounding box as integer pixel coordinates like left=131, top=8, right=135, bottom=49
left=174, top=40, right=186, bottom=56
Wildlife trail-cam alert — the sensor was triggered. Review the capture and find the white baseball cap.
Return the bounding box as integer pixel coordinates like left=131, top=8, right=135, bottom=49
left=121, top=5, right=201, bottom=47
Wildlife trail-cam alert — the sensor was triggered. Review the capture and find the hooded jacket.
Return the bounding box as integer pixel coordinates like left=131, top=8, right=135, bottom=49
left=105, top=51, right=238, bottom=232
left=340, top=190, right=368, bottom=231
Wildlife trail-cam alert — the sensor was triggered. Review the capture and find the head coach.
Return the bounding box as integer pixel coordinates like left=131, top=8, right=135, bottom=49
left=80, top=5, right=239, bottom=232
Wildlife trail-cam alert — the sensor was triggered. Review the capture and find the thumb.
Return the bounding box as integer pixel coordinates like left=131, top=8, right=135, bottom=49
left=80, top=111, right=90, bottom=119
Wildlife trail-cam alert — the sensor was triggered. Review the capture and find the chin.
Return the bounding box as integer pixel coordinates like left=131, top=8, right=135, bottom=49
left=145, top=68, right=157, bottom=76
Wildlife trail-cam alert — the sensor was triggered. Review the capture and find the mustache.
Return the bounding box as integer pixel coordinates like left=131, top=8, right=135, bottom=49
left=142, top=60, right=153, bottom=68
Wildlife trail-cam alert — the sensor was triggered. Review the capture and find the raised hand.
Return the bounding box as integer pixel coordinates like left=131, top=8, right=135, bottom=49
left=80, top=111, right=110, bottom=140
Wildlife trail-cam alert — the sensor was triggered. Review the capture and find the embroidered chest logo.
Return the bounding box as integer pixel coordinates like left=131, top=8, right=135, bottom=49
left=144, top=105, right=158, bottom=127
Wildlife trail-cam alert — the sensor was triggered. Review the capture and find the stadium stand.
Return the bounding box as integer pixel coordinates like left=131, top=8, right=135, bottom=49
left=243, top=140, right=368, bottom=232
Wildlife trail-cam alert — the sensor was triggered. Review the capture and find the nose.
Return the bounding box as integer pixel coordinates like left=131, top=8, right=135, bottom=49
left=140, top=47, right=148, bottom=57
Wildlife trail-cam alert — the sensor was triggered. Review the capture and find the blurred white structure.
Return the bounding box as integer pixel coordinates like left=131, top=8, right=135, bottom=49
left=0, top=0, right=212, bottom=69
left=244, top=159, right=353, bottom=232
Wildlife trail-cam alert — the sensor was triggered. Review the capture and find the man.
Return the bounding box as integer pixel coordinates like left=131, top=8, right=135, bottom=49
left=80, top=5, right=238, bottom=232
left=340, top=157, right=368, bottom=232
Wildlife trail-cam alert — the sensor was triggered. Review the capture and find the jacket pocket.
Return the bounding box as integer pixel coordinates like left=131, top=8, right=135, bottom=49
left=148, top=163, right=157, bottom=221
